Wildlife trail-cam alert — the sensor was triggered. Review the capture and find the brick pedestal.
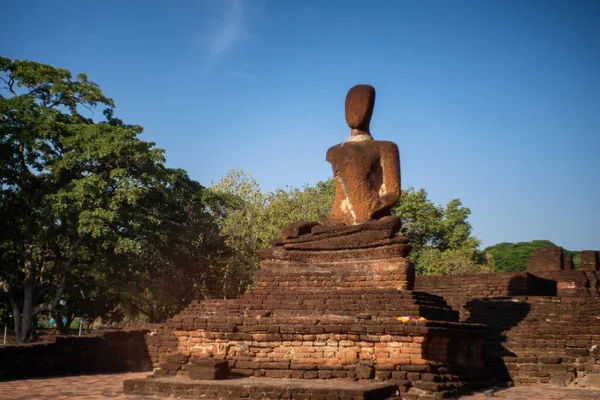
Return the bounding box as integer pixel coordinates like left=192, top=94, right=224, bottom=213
left=129, top=232, right=491, bottom=399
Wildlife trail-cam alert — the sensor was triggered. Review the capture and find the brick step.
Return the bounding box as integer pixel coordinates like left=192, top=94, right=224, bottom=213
left=194, top=291, right=449, bottom=304
left=224, top=366, right=469, bottom=398
left=240, top=297, right=447, bottom=307
left=239, top=302, right=456, bottom=316
left=171, top=316, right=431, bottom=335
left=246, top=300, right=453, bottom=312
left=496, top=343, right=590, bottom=353
left=419, top=367, right=494, bottom=396
left=124, top=376, right=400, bottom=399
left=170, top=290, right=460, bottom=324
left=242, top=288, right=444, bottom=299
left=242, top=294, right=446, bottom=305
left=171, top=304, right=459, bottom=326
left=193, top=291, right=453, bottom=306
left=240, top=287, right=444, bottom=302
left=242, top=296, right=452, bottom=310
left=176, top=304, right=451, bottom=315
left=266, top=305, right=457, bottom=321
left=167, top=315, right=485, bottom=337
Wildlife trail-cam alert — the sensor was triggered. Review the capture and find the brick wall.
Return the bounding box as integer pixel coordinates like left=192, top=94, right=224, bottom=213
left=466, top=296, right=600, bottom=385
left=149, top=318, right=488, bottom=398
left=145, top=290, right=491, bottom=399
left=415, top=272, right=533, bottom=320
left=528, top=246, right=566, bottom=272
left=415, top=267, right=600, bottom=387
left=0, top=330, right=151, bottom=380
left=580, top=251, right=600, bottom=271
left=142, top=246, right=600, bottom=394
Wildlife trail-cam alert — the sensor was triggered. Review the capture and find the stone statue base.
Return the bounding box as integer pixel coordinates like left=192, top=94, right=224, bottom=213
left=257, top=258, right=414, bottom=290
left=258, top=216, right=414, bottom=290
left=126, top=218, right=493, bottom=399
left=261, top=216, right=411, bottom=269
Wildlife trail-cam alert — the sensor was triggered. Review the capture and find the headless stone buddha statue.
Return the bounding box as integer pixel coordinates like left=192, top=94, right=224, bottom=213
left=325, top=84, right=400, bottom=225
left=273, top=84, right=405, bottom=244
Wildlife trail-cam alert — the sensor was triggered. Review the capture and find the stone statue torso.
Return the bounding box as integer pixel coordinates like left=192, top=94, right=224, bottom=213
left=326, top=138, right=400, bottom=225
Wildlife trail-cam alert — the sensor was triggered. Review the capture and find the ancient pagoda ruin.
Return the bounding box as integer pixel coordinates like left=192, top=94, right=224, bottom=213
left=125, top=85, right=492, bottom=399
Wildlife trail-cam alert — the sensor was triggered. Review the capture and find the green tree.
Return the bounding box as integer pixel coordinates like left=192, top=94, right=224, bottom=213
left=393, top=187, right=487, bottom=275
left=208, top=169, right=267, bottom=298
left=483, top=240, right=579, bottom=272
left=263, top=180, right=336, bottom=232
left=209, top=169, right=335, bottom=297
left=0, top=57, right=166, bottom=342
left=108, top=168, right=229, bottom=322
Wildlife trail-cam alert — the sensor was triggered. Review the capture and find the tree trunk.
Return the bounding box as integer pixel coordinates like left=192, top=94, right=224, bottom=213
left=9, top=296, right=21, bottom=345
left=8, top=282, right=34, bottom=344
left=16, top=244, right=37, bottom=344
left=17, top=313, right=33, bottom=343
left=9, top=235, right=84, bottom=344
left=18, top=282, right=35, bottom=343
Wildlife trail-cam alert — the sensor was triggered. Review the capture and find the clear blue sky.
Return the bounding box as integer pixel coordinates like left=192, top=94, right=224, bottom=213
left=3, top=0, right=599, bottom=250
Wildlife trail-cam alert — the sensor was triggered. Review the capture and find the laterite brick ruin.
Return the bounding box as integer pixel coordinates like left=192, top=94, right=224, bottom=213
left=123, top=85, right=600, bottom=398
left=125, top=85, right=490, bottom=399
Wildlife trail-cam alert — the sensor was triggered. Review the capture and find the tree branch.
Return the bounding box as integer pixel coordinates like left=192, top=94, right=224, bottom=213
left=27, top=84, right=49, bottom=97
left=130, top=302, right=152, bottom=320
left=0, top=76, right=17, bottom=96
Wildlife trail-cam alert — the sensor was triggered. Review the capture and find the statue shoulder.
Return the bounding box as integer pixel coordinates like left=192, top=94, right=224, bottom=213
left=326, top=143, right=343, bottom=162
left=376, top=140, right=399, bottom=155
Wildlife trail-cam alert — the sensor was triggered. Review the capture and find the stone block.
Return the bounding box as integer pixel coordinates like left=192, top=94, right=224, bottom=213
left=565, top=348, right=589, bottom=357
left=528, top=247, right=564, bottom=272
left=549, top=372, right=574, bottom=387
left=563, top=253, right=574, bottom=271
left=165, top=352, right=189, bottom=365
left=576, top=373, right=600, bottom=388
left=185, top=362, right=229, bottom=381
left=580, top=251, right=599, bottom=271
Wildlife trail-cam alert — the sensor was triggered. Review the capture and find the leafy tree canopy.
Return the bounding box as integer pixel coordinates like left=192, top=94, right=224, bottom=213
left=208, top=169, right=335, bottom=297
left=0, top=57, right=166, bottom=342
left=107, top=168, right=230, bottom=322
left=392, top=187, right=489, bottom=275
left=483, top=240, right=580, bottom=272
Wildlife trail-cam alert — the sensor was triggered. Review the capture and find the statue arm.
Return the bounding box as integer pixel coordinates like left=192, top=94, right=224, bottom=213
left=381, top=142, right=401, bottom=204
left=324, top=144, right=347, bottom=224
left=370, top=142, right=400, bottom=216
